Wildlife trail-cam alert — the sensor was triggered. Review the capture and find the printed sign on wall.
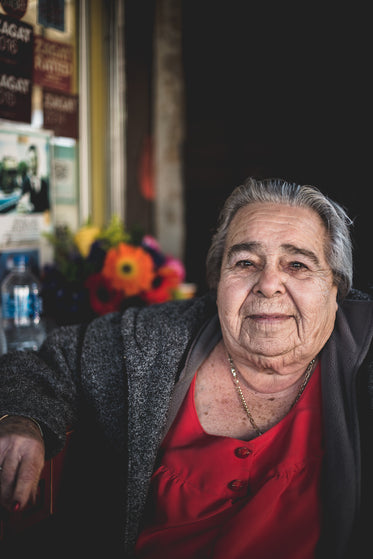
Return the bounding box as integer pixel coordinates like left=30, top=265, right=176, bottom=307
left=38, top=0, right=65, bottom=32
left=0, top=126, right=51, bottom=216
left=43, top=90, right=78, bottom=139
left=0, top=0, right=28, bottom=19
left=34, top=37, right=73, bottom=93
left=0, top=14, right=33, bottom=123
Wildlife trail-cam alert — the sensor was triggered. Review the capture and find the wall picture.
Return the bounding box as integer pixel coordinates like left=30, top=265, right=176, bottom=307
left=0, top=126, right=53, bottom=248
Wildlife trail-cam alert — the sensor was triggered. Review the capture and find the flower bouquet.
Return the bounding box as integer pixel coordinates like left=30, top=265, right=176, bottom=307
left=41, top=216, right=188, bottom=325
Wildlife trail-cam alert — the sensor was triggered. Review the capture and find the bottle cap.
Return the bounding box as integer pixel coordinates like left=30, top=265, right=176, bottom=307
left=13, top=254, right=29, bottom=268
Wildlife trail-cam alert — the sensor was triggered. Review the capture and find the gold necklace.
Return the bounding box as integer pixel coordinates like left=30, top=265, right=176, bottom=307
left=227, top=354, right=316, bottom=436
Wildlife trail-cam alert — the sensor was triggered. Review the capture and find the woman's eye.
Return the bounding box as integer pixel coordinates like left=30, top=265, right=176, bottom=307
left=289, top=261, right=307, bottom=270
left=236, top=260, right=253, bottom=268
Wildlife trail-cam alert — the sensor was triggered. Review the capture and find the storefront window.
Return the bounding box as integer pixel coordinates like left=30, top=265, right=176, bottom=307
left=0, top=0, right=79, bottom=270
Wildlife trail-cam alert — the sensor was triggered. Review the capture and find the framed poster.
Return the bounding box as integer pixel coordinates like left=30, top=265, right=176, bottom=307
left=0, top=125, right=53, bottom=252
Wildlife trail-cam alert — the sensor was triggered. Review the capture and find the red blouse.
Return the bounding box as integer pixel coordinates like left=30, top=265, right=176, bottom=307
left=136, top=363, right=323, bottom=559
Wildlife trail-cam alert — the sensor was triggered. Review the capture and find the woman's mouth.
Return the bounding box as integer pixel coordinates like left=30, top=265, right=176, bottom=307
left=249, top=313, right=291, bottom=323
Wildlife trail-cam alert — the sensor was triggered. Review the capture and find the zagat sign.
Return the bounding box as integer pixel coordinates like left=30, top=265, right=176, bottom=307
left=0, top=0, right=28, bottom=20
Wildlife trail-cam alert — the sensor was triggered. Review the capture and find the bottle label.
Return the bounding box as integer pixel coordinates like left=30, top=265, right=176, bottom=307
left=2, top=288, right=42, bottom=325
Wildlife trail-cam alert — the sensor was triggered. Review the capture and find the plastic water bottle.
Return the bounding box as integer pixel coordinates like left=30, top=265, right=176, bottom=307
left=1, top=254, right=45, bottom=352
left=0, top=308, right=6, bottom=356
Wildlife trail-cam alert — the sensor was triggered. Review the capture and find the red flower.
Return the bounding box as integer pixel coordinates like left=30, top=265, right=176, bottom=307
left=85, top=273, right=123, bottom=315
left=141, top=265, right=181, bottom=304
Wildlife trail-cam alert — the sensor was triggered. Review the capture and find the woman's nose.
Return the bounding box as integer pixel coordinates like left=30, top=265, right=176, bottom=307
left=252, top=265, right=286, bottom=297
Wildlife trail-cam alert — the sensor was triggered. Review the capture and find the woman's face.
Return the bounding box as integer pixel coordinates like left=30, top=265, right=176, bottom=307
left=217, top=202, right=339, bottom=370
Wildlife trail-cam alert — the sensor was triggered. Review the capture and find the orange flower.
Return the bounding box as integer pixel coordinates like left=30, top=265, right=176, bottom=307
left=101, top=242, right=155, bottom=296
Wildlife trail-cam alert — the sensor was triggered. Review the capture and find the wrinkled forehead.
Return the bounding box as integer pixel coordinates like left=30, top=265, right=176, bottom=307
left=226, top=202, right=330, bottom=261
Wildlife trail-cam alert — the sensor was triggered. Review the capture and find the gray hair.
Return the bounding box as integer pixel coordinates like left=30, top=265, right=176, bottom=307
left=206, top=177, right=353, bottom=300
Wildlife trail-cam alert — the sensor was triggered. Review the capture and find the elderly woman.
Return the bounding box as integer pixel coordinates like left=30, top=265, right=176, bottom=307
left=0, top=178, right=372, bottom=558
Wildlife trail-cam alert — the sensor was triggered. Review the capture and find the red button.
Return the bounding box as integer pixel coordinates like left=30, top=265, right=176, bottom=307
left=228, top=479, right=248, bottom=491
left=235, top=446, right=251, bottom=458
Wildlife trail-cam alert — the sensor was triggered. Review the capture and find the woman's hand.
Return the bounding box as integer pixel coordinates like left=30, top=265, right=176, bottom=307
left=0, top=415, right=45, bottom=512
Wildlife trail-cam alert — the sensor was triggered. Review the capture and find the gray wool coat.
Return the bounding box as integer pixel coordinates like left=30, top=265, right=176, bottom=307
left=0, top=291, right=373, bottom=558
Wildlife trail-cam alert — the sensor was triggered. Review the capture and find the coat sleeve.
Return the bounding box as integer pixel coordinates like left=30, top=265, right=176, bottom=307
left=0, top=322, right=87, bottom=458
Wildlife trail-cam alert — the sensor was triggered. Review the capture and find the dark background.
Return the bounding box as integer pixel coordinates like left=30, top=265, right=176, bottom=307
left=182, top=2, right=371, bottom=295
left=124, top=1, right=371, bottom=295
